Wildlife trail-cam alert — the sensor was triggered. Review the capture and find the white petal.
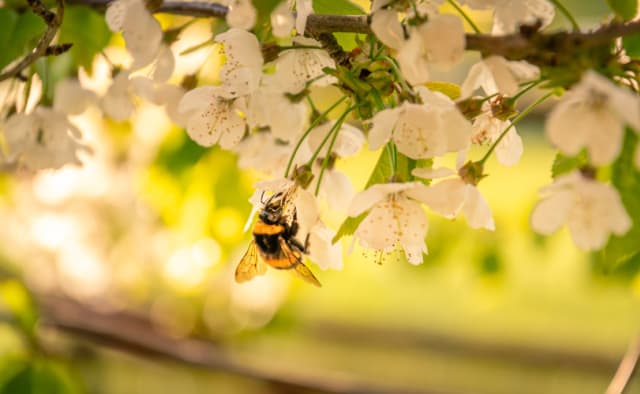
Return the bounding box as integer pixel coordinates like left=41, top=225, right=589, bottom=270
left=530, top=190, right=572, bottom=235
left=319, top=169, right=355, bottom=211
left=295, top=0, right=313, bottom=35
left=273, top=41, right=336, bottom=94
left=462, top=185, right=495, bottom=230
left=371, top=9, right=405, bottom=50
left=293, top=188, right=320, bottom=230
left=545, top=98, right=590, bottom=157
left=461, top=60, right=493, bottom=98
left=309, top=224, right=343, bottom=270
left=367, top=107, right=398, bottom=150
left=348, top=182, right=416, bottom=217
left=485, top=55, right=521, bottom=96
left=178, top=86, right=215, bottom=115
left=396, top=32, right=430, bottom=85
left=354, top=199, right=398, bottom=251
left=226, top=0, right=257, bottom=30
left=393, top=104, right=444, bottom=159
left=271, top=2, right=294, bottom=38
left=397, top=199, right=429, bottom=265
left=495, top=127, right=523, bottom=166
left=417, top=14, right=465, bottom=67
left=585, top=109, right=624, bottom=165
left=152, top=45, right=175, bottom=82
left=409, top=179, right=467, bottom=218
left=440, top=107, right=472, bottom=153
left=53, top=79, right=97, bottom=115
left=105, top=0, right=128, bottom=31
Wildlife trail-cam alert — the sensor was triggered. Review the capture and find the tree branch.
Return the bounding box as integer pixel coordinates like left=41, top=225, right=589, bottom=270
left=0, top=0, right=65, bottom=82
left=65, top=0, right=640, bottom=69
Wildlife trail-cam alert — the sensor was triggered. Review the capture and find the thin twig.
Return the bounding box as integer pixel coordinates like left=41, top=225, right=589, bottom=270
left=606, top=336, right=640, bottom=394
left=0, top=0, right=65, bottom=82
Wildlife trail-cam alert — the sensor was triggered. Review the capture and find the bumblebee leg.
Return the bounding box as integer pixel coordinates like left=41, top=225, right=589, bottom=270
left=289, top=237, right=305, bottom=254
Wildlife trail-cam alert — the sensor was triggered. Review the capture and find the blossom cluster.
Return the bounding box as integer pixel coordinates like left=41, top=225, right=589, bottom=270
left=1, top=0, right=638, bottom=283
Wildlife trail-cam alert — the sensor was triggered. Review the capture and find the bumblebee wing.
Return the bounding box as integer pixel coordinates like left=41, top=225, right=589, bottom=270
left=279, top=238, right=321, bottom=287
left=235, top=241, right=268, bottom=283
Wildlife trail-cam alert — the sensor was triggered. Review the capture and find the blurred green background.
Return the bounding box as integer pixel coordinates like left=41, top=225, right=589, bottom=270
left=1, top=0, right=640, bottom=393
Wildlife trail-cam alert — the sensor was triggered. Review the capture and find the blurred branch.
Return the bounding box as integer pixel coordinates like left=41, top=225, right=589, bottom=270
left=69, top=0, right=640, bottom=68
left=0, top=0, right=65, bottom=82
left=38, top=296, right=425, bottom=394
left=606, top=336, right=640, bottom=394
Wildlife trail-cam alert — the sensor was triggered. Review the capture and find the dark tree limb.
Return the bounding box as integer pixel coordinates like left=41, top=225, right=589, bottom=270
left=0, top=0, right=65, bottom=82
left=63, top=0, right=640, bottom=69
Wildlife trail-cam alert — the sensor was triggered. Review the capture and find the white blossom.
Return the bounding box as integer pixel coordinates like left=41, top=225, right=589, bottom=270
left=396, top=14, right=465, bottom=85
left=105, top=0, right=164, bottom=70
left=178, top=86, right=246, bottom=149
left=272, top=36, right=337, bottom=94
left=461, top=55, right=539, bottom=98
left=370, top=9, right=404, bottom=50
left=307, top=121, right=365, bottom=158
left=546, top=71, right=640, bottom=166
left=271, top=2, right=295, bottom=38
left=226, top=0, right=257, bottom=30
left=234, top=132, right=311, bottom=177
left=53, top=79, right=98, bottom=115
left=246, top=78, right=308, bottom=142
left=2, top=107, right=88, bottom=170
left=530, top=171, right=631, bottom=251
left=368, top=87, right=471, bottom=159
left=101, top=71, right=136, bottom=122
left=348, top=182, right=432, bottom=264
left=215, top=28, right=264, bottom=97
left=471, top=104, right=523, bottom=166
left=459, top=0, right=555, bottom=34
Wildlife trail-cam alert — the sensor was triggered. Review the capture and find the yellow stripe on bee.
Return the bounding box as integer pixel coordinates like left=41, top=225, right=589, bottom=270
left=253, top=220, right=285, bottom=235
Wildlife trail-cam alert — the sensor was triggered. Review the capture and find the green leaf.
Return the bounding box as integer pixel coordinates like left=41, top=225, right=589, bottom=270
left=58, top=5, right=111, bottom=71
left=601, top=129, right=640, bottom=266
left=0, top=9, right=19, bottom=70
left=313, top=0, right=365, bottom=15
left=0, top=280, right=38, bottom=338
left=0, top=362, right=78, bottom=394
left=424, top=81, right=461, bottom=100
left=623, top=33, right=640, bottom=58
left=0, top=11, right=46, bottom=72
left=551, top=150, right=588, bottom=178
left=607, top=0, right=638, bottom=20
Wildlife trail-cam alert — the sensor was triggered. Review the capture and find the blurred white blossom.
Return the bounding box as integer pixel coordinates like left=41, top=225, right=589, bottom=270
left=459, top=0, right=555, bottom=34
left=471, top=103, right=523, bottom=166
left=461, top=55, right=539, bottom=98
left=226, top=0, right=257, bottom=30
left=531, top=171, right=631, bottom=251
left=546, top=70, right=640, bottom=166
left=271, top=1, right=295, bottom=37
left=272, top=36, right=337, bottom=94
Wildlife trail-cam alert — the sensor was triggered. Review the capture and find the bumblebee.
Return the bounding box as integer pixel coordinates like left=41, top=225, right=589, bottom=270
left=235, top=186, right=321, bottom=287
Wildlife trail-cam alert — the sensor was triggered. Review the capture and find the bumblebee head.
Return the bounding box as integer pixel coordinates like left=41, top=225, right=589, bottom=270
left=259, top=192, right=285, bottom=224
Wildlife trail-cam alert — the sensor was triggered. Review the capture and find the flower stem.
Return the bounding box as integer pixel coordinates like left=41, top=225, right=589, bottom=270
left=510, top=79, right=543, bottom=101
left=548, top=0, right=580, bottom=32
left=284, top=96, right=347, bottom=178
left=380, top=55, right=412, bottom=94
left=313, top=105, right=356, bottom=195
left=479, top=91, right=553, bottom=165
left=447, top=0, right=481, bottom=34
